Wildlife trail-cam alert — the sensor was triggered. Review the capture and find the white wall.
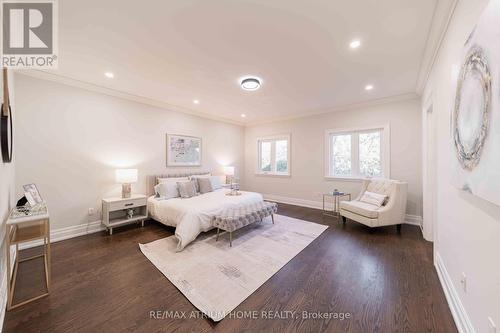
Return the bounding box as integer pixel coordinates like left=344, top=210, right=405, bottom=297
left=14, top=74, right=245, bottom=230
left=0, top=71, right=15, bottom=330
left=243, top=98, right=422, bottom=218
left=422, top=0, right=500, bottom=332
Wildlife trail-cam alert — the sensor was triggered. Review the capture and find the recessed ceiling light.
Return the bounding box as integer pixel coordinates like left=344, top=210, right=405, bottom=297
left=365, top=85, right=374, bottom=91
left=240, top=77, right=261, bottom=91
left=193, top=99, right=200, bottom=104
left=104, top=72, right=114, bottom=79
left=349, top=39, right=361, bottom=49
left=241, top=114, right=246, bottom=118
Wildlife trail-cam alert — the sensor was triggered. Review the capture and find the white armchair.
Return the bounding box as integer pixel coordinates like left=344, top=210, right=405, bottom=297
left=340, top=178, right=407, bottom=232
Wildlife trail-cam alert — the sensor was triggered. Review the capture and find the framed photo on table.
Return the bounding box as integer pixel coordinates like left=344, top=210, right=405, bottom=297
left=23, top=183, right=43, bottom=206
left=166, top=134, right=202, bottom=167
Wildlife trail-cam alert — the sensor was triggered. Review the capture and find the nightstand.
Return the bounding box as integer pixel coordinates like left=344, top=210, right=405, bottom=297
left=102, top=194, right=148, bottom=235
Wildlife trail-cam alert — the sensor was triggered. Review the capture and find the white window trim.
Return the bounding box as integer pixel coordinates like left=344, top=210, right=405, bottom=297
left=324, top=124, right=390, bottom=181
left=256, top=134, right=291, bottom=176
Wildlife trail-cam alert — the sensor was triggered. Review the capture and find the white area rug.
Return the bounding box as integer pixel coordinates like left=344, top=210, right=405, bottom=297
left=139, top=214, right=328, bottom=321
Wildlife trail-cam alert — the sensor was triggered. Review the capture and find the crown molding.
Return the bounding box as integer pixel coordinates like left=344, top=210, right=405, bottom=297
left=15, top=70, right=246, bottom=127
left=245, top=92, right=419, bottom=127
left=415, top=0, right=459, bottom=94
left=17, top=70, right=419, bottom=128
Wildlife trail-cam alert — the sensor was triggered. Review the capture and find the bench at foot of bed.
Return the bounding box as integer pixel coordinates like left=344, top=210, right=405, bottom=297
left=213, top=201, right=278, bottom=247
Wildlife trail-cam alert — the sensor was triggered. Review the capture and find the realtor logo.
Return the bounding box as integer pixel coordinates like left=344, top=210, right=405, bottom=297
left=1, top=0, right=58, bottom=68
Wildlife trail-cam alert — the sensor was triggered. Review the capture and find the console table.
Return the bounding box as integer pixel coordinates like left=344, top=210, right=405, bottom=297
left=5, top=205, right=51, bottom=310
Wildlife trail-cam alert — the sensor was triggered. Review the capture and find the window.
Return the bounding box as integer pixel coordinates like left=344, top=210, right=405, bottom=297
left=325, top=126, right=389, bottom=179
left=257, top=134, right=290, bottom=175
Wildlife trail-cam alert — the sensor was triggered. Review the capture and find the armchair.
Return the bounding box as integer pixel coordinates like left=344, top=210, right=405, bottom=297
left=339, top=178, right=407, bottom=231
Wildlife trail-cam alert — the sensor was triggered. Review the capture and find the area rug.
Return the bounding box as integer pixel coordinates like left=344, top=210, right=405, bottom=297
left=139, top=214, right=328, bottom=321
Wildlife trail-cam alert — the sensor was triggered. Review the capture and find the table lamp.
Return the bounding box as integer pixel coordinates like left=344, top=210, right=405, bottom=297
left=115, top=169, right=138, bottom=198
left=223, top=166, right=235, bottom=184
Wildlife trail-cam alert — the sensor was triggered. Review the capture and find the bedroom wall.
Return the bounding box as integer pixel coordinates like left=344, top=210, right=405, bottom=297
left=0, top=71, right=15, bottom=330
left=422, top=0, right=500, bottom=332
left=242, top=98, right=422, bottom=219
left=13, top=74, right=245, bottom=231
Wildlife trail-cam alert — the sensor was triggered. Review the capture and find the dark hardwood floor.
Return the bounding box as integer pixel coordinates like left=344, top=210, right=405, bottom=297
left=3, top=204, right=457, bottom=333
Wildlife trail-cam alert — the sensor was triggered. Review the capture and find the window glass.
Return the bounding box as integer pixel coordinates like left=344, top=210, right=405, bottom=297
left=275, top=140, right=288, bottom=173
left=359, top=131, right=381, bottom=177
left=331, top=134, right=352, bottom=176
left=260, top=141, right=272, bottom=172
left=327, top=128, right=386, bottom=178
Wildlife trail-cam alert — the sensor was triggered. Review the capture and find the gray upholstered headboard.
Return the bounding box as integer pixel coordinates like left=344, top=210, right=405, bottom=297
left=147, top=171, right=211, bottom=196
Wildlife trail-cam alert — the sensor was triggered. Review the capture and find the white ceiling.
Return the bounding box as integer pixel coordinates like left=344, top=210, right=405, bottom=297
left=34, top=0, right=443, bottom=124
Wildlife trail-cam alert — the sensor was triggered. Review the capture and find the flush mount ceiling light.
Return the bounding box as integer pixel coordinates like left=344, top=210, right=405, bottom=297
left=193, top=99, right=200, bottom=104
left=349, top=39, right=361, bottom=49
left=104, top=72, right=114, bottom=79
left=241, top=114, right=246, bottom=118
left=365, top=84, right=374, bottom=91
left=240, top=77, right=261, bottom=91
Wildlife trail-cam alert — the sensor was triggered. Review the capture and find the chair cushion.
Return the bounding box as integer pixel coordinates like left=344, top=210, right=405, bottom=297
left=359, top=191, right=387, bottom=207
left=340, top=200, right=379, bottom=219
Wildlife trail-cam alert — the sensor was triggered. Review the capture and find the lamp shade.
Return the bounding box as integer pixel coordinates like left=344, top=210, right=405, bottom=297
left=223, top=166, right=235, bottom=176
left=115, top=169, right=138, bottom=184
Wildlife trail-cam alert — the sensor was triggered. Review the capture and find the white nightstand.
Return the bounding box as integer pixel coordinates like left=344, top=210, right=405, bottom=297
left=102, top=194, right=148, bottom=235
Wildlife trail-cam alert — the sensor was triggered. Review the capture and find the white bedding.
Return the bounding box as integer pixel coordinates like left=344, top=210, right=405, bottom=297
left=148, top=189, right=264, bottom=250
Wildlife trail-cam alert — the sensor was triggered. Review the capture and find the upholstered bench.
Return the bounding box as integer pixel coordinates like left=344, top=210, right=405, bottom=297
left=213, top=201, right=278, bottom=247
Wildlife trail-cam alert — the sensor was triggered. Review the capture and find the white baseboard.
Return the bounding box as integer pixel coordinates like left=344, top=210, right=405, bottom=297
left=264, top=194, right=325, bottom=210
left=435, top=252, right=475, bottom=333
left=404, top=214, right=423, bottom=226
left=263, top=193, right=422, bottom=226
left=19, top=220, right=105, bottom=250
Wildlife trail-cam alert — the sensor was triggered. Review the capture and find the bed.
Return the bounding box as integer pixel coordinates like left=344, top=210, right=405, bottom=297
left=147, top=172, right=265, bottom=251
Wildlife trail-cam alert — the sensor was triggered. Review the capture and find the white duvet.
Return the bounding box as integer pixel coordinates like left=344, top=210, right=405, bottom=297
left=148, top=189, right=264, bottom=251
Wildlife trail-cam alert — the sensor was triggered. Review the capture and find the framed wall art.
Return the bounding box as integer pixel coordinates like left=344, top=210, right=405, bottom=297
left=451, top=0, right=500, bottom=205
left=166, top=134, right=202, bottom=167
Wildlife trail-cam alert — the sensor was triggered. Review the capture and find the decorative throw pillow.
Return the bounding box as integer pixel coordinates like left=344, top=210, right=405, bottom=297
left=359, top=191, right=387, bottom=207
left=209, top=176, right=222, bottom=190
left=197, top=177, right=213, bottom=194
left=177, top=180, right=197, bottom=198
left=190, top=174, right=210, bottom=192
left=154, top=182, right=180, bottom=199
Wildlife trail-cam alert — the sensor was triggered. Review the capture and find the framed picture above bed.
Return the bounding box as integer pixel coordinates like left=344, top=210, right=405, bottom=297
left=166, top=134, right=202, bottom=167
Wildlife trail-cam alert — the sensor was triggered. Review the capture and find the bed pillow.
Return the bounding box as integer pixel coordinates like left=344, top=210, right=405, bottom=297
left=177, top=180, right=197, bottom=198
left=154, top=182, right=180, bottom=199
left=359, top=191, right=387, bottom=208
left=209, top=176, right=222, bottom=190
left=197, top=177, right=213, bottom=194
left=190, top=174, right=210, bottom=192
